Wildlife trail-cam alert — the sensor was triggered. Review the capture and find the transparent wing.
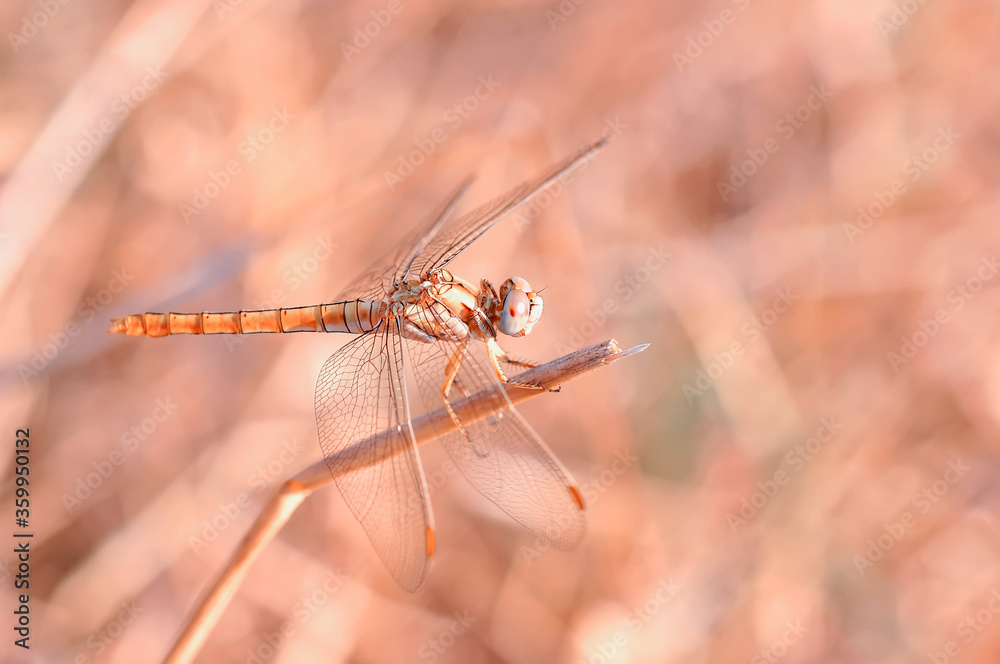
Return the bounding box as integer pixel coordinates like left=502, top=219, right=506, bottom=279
left=336, top=139, right=606, bottom=302
left=407, top=334, right=586, bottom=549
left=334, top=179, right=473, bottom=302
left=314, top=320, right=435, bottom=591
left=404, top=138, right=606, bottom=279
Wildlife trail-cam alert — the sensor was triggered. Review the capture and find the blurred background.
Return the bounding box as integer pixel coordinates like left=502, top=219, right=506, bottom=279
left=2, top=0, right=999, bottom=662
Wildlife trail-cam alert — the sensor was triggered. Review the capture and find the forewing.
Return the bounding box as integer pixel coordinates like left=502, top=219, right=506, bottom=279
left=404, top=138, right=606, bottom=278
left=315, top=321, right=435, bottom=591
left=337, top=139, right=606, bottom=302
left=334, top=179, right=473, bottom=302
left=408, top=336, right=586, bottom=549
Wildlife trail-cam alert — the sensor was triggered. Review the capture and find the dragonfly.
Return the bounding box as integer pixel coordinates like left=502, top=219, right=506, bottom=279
left=109, top=138, right=605, bottom=591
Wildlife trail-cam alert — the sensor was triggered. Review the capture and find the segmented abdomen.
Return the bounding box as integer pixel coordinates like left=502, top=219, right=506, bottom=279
left=108, top=300, right=385, bottom=337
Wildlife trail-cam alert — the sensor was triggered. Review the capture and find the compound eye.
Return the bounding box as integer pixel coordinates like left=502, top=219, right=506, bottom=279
left=526, top=293, right=543, bottom=326
left=499, top=289, right=531, bottom=335
left=508, top=277, right=531, bottom=292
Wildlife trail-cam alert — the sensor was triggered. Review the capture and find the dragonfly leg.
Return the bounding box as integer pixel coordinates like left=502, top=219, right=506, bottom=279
left=441, top=344, right=489, bottom=458
left=486, top=338, right=560, bottom=393
left=502, top=356, right=539, bottom=370
left=450, top=376, right=500, bottom=428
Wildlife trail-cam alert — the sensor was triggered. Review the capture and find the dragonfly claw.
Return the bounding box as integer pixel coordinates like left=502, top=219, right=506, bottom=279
left=506, top=379, right=558, bottom=393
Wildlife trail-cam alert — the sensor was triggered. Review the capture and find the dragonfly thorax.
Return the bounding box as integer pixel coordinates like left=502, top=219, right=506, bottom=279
left=392, top=269, right=543, bottom=343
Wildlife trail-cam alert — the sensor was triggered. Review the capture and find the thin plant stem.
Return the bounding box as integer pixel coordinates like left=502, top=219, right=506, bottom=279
left=162, top=339, right=648, bottom=664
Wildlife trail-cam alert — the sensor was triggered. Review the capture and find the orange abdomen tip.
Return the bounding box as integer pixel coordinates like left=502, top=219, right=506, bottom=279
left=426, top=527, right=436, bottom=557
left=107, top=316, right=148, bottom=335
left=569, top=486, right=585, bottom=510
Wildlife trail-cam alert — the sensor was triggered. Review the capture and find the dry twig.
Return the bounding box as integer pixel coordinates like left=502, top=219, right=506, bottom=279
left=163, top=339, right=648, bottom=664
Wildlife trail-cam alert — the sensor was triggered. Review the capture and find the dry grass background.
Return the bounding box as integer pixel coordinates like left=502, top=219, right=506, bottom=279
left=2, top=0, right=1000, bottom=662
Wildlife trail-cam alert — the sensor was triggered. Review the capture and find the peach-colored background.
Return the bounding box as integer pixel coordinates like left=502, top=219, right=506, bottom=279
left=2, top=0, right=999, bottom=662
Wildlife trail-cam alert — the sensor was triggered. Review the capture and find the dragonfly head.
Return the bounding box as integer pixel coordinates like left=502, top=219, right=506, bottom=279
left=496, top=277, right=543, bottom=337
